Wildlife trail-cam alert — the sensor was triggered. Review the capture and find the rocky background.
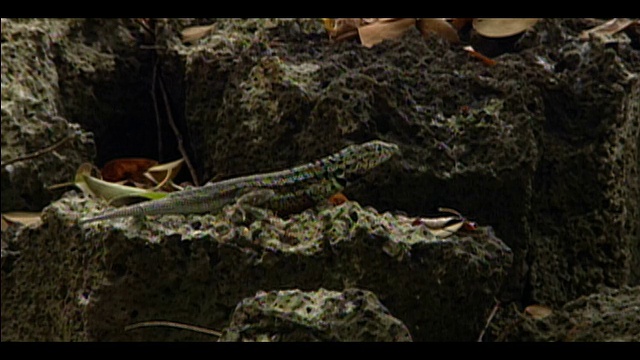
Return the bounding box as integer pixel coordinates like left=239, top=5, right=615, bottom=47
left=1, top=18, right=638, bottom=341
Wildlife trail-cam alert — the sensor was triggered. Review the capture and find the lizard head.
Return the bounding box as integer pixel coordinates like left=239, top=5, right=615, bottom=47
left=338, top=140, right=400, bottom=181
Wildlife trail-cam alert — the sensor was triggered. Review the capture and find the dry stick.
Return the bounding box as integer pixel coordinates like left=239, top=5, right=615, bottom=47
left=150, top=59, right=163, bottom=162
left=477, top=300, right=500, bottom=342
left=125, top=320, right=222, bottom=337
left=157, top=73, right=200, bottom=186
left=1, top=132, right=76, bottom=167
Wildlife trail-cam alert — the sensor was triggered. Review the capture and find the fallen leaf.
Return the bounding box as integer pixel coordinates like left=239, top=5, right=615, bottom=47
left=2, top=212, right=42, bottom=228
left=473, top=18, right=539, bottom=38
left=74, top=163, right=168, bottom=203
left=324, top=18, right=364, bottom=41
left=358, top=18, right=416, bottom=48
left=425, top=221, right=464, bottom=238
left=74, top=163, right=102, bottom=198
left=322, top=18, right=334, bottom=32
left=463, top=45, right=497, bottom=66
left=181, top=24, right=216, bottom=43
left=524, top=304, right=553, bottom=320
left=144, top=158, right=184, bottom=190
left=579, top=18, right=638, bottom=40
left=101, top=158, right=158, bottom=183
left=451, top=18, right=473, bottom=31
left=328, top=193, right=348, bottom=206
left=416, top=18, right=460, bottom=43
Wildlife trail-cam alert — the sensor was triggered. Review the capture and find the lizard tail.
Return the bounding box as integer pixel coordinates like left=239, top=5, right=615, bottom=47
left=79, top=202, right=148, bottom=224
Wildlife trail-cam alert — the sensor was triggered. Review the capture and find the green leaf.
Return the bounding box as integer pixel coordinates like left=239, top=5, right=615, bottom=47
left=74, top=163, right=169, bottom=202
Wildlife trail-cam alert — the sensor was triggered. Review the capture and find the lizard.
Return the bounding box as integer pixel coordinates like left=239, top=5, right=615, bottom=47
left=79, top=140, right=400, bottom=224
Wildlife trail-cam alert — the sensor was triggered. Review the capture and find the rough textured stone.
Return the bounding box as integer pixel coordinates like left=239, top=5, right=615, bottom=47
left=165, top=18, right=639, bottom=305
left=1, top=195, right=511, bottom=341
left=526, top=20, right=640, bottom=303
left=2, top=18, right=638, bottom=342
left=489, top=286, right=640, bottom=342
left=219, top=288, right=412, bottom=341
left=1, top=19, right=96, bottom=212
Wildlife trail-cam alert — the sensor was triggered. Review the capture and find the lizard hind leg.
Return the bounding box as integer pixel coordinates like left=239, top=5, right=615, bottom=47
left=227, top=188, right=276, bottom=223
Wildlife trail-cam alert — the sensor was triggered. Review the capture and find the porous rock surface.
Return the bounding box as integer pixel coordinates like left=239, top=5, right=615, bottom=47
left=1, top=18, right=638, bottom=341
left=489, top=285, right=640, bottom=342
left=2, top=196, right=511, bottom=341
left=219, top=288, right=413, bottom=342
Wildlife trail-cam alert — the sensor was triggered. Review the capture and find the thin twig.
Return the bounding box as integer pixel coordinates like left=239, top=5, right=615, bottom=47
left=1, top=132, right=76, bottom=167
left=132, top=18, right=154, bottom=37
left=46, top=181, right=76, bottom=191
left=477, top=300, right=500, bottom=342
left=124, top=320, right=222, bottom=337
left=150, top=59, right=163, bottom=162
left=157, top=72, right=200, bottom=186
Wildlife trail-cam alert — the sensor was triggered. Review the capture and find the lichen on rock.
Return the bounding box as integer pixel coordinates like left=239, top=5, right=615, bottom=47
left=2, top=194, right=511, bottom=341
left=219, top=288, right=412, bottom=341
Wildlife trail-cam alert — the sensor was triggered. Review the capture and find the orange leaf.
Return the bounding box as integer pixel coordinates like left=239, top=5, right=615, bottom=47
left=328, top=193, right=348, bottom=206
left=101, top=158, right=158, bottom=183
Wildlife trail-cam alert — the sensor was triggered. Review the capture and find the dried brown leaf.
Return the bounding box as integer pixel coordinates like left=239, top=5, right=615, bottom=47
left=451, top=18, right=473, bottom=31
left=328, top=192, right=348, bottom=206
left=2, top=212, right=42, bottom=228
left=524, top=304, right=553, bottom=320
left=473, top=18, right=539, bottom=38
left=325, top=18, right=364, bottom=40
left=579, top=18, right=638, bottom=40
left=101, top=158, right=158, bottom=183
left=417, top=18, right=460, bottom=43
left=181, top=24, right=216, bottom=43
left=358, top=18, right=416, bottom=48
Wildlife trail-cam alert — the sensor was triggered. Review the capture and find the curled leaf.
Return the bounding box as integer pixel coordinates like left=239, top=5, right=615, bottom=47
left=74, top=163, right=168, bottom=202
left=144, top=158, right=185, bottom=190
left=473, top=18, right=539, bottom=38
left=74, top=163, right=102, bottom=198
left=425, top=221, right=464, bottom=238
